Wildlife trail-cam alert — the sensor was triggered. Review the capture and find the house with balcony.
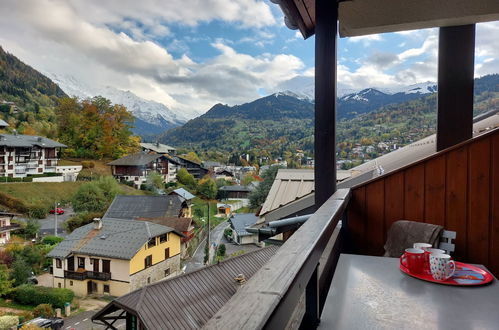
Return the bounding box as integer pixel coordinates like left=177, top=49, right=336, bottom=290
left=0, top=212, right=20, bottom=244
left=92, top=0, right=499, bottom=329
left=47, top=218, right=183, bottom=297
left=166, top=155, right=209, bottom=179
left=0, top=134, right=66, bottom=178
left=108, top=153, right=175, bottom=188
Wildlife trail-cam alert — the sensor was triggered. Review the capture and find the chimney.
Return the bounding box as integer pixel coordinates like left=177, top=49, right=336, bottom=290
left=37, top=137, right=42, bottom=142
left=93, top=218, right=102, bottom=230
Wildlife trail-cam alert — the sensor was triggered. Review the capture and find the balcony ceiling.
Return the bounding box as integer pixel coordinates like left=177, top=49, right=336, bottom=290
left=277, top=0, right=499, bottom=38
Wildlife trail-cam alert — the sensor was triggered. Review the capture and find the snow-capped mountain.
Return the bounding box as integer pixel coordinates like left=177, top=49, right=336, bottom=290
left=276, top=75, right=437, bottom=100
left=48, top=73, right=189, bottom=138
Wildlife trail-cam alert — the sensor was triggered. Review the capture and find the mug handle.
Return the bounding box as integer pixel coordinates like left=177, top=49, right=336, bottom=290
left=447, top=260, right=456, bottom=278
left=400, top=254, right=408, bottom=268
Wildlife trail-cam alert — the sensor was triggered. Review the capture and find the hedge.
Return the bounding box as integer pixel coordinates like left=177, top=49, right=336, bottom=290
left=11, top=285, right=74, bottom=309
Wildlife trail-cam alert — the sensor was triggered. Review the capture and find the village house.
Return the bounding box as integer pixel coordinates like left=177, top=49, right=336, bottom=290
left=214, top=168, right=234, bottom=181
left=228, top=213, right=260, bottom=245
left=166, top=155, right=209, bottom=179
left=218, top=185, right=253, bottom=202
left=104, top=195, right=192, bottom=220
left=168, top=187, right=195, bottom=202
left=135, top=217, right=195, bottom=259
left=0, top=134, right=66, bottom=178
left=140, top=142, right=176, bottom=155
left=47, top=218, right=183, bottom=297
left=0, top=212, right=20, bottom=244
left=108, top=153, right=175, bottom=188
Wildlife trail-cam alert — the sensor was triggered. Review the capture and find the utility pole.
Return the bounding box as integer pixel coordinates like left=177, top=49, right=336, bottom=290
left=54, top=201, right=58, bottom=237
left=207, top=202, right=211, bottom=264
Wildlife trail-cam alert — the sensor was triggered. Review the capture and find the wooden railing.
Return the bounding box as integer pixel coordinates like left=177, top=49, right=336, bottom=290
left=203, top=189, right=351, bottom=329
left=65, top=270, right=111, bottom=281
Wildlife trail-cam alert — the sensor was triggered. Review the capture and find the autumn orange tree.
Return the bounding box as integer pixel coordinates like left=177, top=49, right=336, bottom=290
left=56, top=96, right=140, bottom=159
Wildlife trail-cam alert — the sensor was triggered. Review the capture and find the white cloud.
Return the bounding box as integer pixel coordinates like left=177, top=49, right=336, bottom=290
left=0, top=0, right=306, bottom=116
left=347, top=34, right=382, bottom=45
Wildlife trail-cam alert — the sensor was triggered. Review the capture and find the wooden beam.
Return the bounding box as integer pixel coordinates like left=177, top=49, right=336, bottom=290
left=315, top=0, right=338, bottom=209
left=437, top=24, right=475, bottom=151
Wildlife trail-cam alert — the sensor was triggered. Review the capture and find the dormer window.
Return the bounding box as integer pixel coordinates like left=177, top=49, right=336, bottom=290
left=147, top=237, right=156, bottom=248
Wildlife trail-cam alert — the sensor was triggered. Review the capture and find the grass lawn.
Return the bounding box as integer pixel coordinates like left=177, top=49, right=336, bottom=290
left=59, top=158, right=113, bottom=177
left=0, top=298, right=35, bottom=311
left=0, top=181, right=146, bottom=216
left=0, top=182, right=85, bottom=206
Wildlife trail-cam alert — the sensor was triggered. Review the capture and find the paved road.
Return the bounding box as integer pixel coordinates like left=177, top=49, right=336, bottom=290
left=18, top=207, right=74, bottom=238
left=63, top=310, right=125, bottom=330
left=184, top=220, right=228, bottom=273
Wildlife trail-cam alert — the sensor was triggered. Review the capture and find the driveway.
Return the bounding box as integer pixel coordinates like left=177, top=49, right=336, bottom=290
left=184, top=220, right=228, bottom=273
left=63, top=310, right=125, bottom=330
left=17, top=207, right=74, bottom=238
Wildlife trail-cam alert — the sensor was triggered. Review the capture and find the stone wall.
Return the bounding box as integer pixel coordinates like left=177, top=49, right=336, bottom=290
left=130, top=254, right=180, bottom=291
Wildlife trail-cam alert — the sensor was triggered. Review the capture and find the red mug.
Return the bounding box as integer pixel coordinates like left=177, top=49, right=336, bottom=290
left=400, top=248, right=425, bottom=274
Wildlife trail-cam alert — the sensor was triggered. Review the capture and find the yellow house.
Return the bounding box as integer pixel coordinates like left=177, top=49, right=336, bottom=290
left=47, top=218, right=183, bottom=297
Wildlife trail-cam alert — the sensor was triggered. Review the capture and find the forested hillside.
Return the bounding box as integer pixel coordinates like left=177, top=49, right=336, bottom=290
left=0, top=46, right=140, bottom=159
left=161, top=74, right=499, bottom=159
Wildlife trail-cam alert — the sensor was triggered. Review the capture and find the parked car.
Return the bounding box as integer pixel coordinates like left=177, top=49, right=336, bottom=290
left=26, top=317, right=64, bottom=330
left=49, top=208, right=64, bottom=215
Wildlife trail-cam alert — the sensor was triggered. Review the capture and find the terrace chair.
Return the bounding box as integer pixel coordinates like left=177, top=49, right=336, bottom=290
left=384, top=220, right=456, bottom=257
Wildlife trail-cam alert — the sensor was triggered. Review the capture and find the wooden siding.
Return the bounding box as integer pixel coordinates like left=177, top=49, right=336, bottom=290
left=346, top=128, right=499, bottom=275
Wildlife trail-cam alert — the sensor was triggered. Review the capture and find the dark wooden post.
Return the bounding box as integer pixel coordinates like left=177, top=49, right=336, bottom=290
left=315, top=0, right=338, bottom=208
left=437, top=25, right=475, bottom=151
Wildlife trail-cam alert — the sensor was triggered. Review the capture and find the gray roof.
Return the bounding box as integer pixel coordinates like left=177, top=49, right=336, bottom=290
left=140, top=142, right=176, bottom=153
left=0, top=119, right=8, bottom=127
left=0, top=134, right=66, bottom=148
left=108, top=153, right=162, bottom=166
left=170, top=188, right=195, bottom=201
left=47, top=218, right=177, bottom=260
left=203, top=161, right=222, bottom=168
left=219, top=185, right=252, bottom=192
left=229, top=213, right=259, bottom=237
left=92, top=246, right=279, bottom=330
left=103, top=195, right=185, bottom=219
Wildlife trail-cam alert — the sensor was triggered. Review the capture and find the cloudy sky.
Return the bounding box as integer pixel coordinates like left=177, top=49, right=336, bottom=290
left=0, top=0, right=498, bottom=117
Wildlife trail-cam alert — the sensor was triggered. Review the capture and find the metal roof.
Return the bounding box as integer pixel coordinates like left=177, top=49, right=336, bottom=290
left=0, top=134, right=66, bottom=148
left=47, top=218, right=178, bottom=260
left=140, top=142, right=176, bottom=153
left=259, top=169, right=314, bottom=216
left=229, top=214, right=259, bottom=237
left=135, top=217, right=193, bottom=233
left=103, top=195, right=185, bottom=219
left=92, top=246, right=279, bottom=330
left=108, top=153, right=162, bottom=166
left=170, top=188, right=195, bottom=201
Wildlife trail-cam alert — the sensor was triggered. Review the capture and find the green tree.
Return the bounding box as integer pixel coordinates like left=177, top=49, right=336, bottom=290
left=72, top=182, right=107, bottom=213
left=249, top=166, right=281, bottom=209
left=197, top=176, right=217, bottom=199
left=23, top=219, right=40, bottom=239
left=95, top=176, right=121, bottom=202
left=146, top=172, right=164, bottom=192
left=11, top=259, right=31, bottom=286
left=217, top=244, right=226, bottom=257
left=182, top=152, right=201, bottom=164
left=176, top=168, right=196, bottom=188
left=0, top=264, right=13, bottom=296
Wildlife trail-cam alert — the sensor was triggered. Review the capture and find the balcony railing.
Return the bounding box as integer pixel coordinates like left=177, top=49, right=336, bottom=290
left=64, top=270, right=111, bottom=281
left=204, top=188, right=351, bottom=329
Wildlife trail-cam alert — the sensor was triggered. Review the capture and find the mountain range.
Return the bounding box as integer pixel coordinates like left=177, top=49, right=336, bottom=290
left=48, top=73, right=191, bottom=138
left=160, top=74, right=499, bottom=156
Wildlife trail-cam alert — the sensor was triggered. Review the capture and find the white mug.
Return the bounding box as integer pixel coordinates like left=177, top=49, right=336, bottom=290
left=413, top=243, right=432, bottom=251
left=429, top=253, right=455, bottom=281
left=427, top=248, right=446, bottom=255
